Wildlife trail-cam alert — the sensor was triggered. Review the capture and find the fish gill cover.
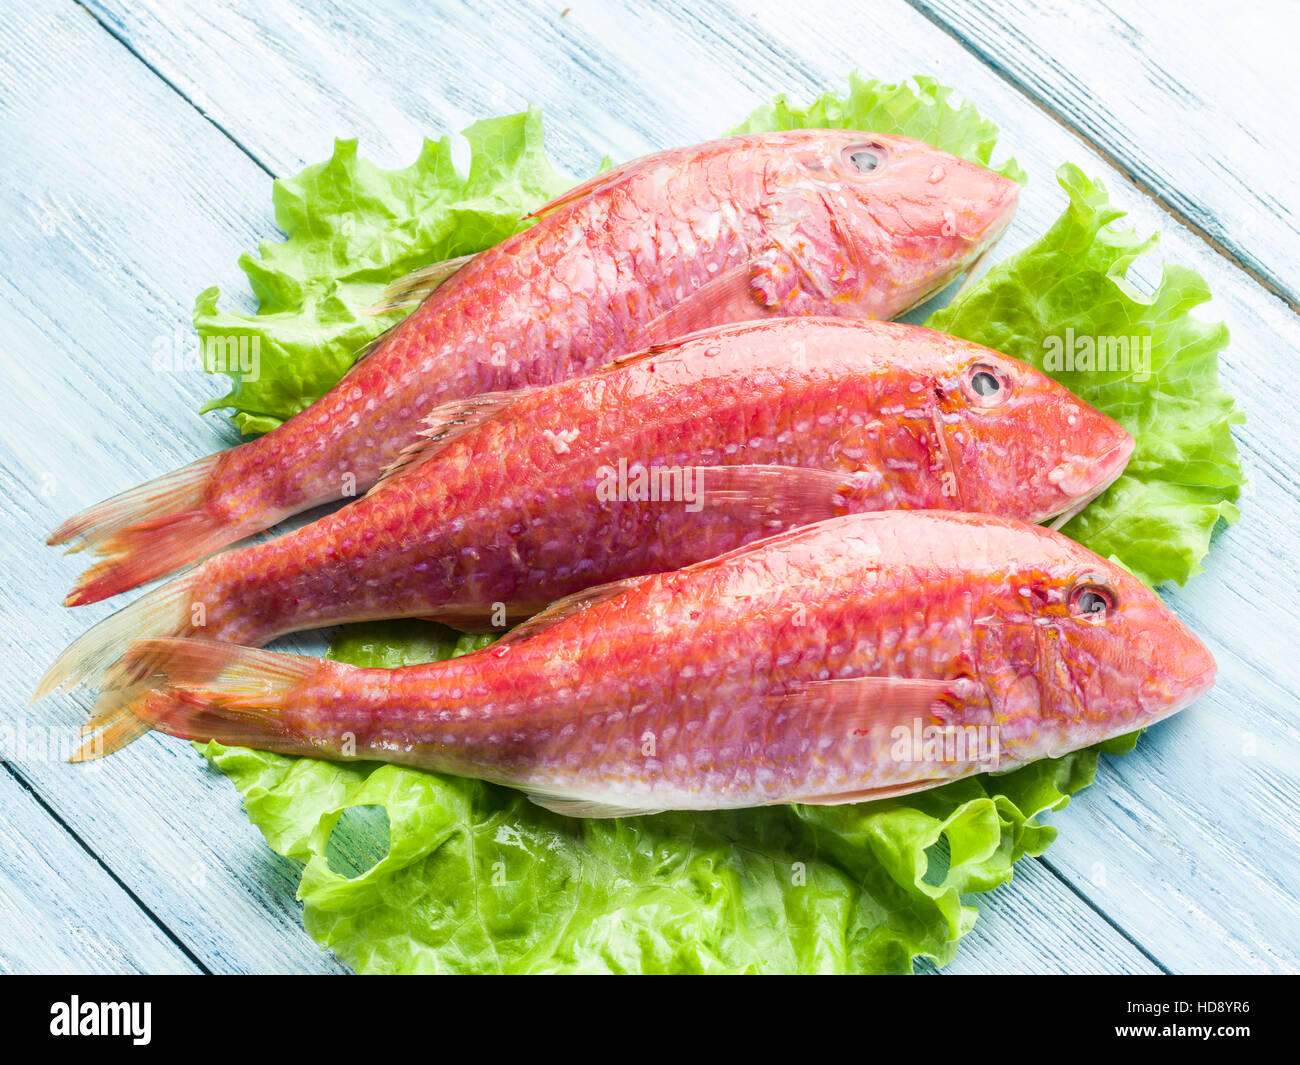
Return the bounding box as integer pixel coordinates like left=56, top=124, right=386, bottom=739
left=191, top=74, right=1243, bottom=973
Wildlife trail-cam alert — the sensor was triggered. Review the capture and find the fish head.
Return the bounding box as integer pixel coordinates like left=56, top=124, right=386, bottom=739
left=988, top=537, right=1217, bottom=754
left=791, top=131, right=1021, bottom=313
left=931, top=346, right=1135, bottom=523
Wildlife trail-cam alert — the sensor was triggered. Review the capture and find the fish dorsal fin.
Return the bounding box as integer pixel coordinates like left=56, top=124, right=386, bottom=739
left=490, top=574, right=657, bottom=652
left=339, top=316, right=406, bottom=380
left=522, top=157, right=653, bottom=221
left=341, top=249, right=476, bottom=378
left=638, top=263, right=767, bottom=346
left=369, top=389, right=531, bottom=491
left=371, top=251, right=478, bottom=313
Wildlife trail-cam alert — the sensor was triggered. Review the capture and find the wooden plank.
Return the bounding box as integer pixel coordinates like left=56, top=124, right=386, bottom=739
left=70, top=0, right=1151, bottom=976
left=1037, top=573, right=1300, bottom=974
left=0, top=766, right=200, bottom=974
left=54, top=0, right=1300, bottom=972
left=923, top=856, right=1161, bottom=975
left=0, top=0, right=346, bottom=974
left=913, top=0, right=1299, bottom=305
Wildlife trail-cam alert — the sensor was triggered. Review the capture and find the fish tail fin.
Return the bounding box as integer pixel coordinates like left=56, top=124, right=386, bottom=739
left=34, top=570, right=202, bottom=700
left=49, top=453, right=240, bottom=605
left=73, top=638, right=324, bottom=761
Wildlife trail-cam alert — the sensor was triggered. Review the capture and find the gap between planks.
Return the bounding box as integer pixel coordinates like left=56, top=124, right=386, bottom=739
left=1038, top=854, right=1172, bottom=975
left=903, top=0, right=1300, bottom=315
left=59, top=0, right=1250, bottom=974
left=74, top=0, right=279, bottom=181
left=1, top=759, right=213, bottom=974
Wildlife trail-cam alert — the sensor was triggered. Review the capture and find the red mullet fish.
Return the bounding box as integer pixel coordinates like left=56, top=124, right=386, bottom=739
left=37, top=318, right=1132, bottom=700
left=49, top=131, right=1019, bottom=604
left=75, top=512, right=1216, bottom=817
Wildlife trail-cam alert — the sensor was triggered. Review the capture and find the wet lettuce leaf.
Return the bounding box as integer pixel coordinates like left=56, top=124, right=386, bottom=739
left=195, top=76, right=1239, bottom=973
left=194, top=110, right=570, bottom=434
left=729, top=72, right=1026, bottom=184
left=203, top=623, right=1118, bottom=974
left=927, top=163, right=1244, bottom=587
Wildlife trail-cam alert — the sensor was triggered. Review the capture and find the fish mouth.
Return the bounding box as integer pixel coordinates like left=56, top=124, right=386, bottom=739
left=895, top=186, right=1021, bottom=316
left=1141, top=650, right=1218, bottom=724
left=896, top=233, right=1006, bottom=316
left=1173, top=659, right=1219, bottom=712
left=948, top=239, right=1000, bottom=304
left=973, top=189, right=1018, bottom=249
left=963, top=178, right=1020, bottom=254
left=1172, top=625, right=1219, bottom=711
left=1043, top=437, right=1135, bottom=530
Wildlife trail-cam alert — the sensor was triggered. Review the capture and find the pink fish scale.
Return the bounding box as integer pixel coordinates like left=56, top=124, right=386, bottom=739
left=201, top=133, right=1019, bottom=533
left=92, top=514, right=1211, bottom=813
left=49, top=133, right=1028, bottom=611
left=134, top=319, right=1132, bottom=687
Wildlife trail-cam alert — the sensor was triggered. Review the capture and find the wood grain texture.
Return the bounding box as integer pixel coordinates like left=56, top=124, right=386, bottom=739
left=912, top=0, right=1300, bottom=306
left=0, top=0, right=345, bottom=974
left=3, top=0, right=1295, bottom=972
left=921, top=854, right=1161, bottom=974
left=0, top=769, right=200, bottom=974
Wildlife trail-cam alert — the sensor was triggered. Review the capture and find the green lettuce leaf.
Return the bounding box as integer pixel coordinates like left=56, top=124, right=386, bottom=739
left=927, top=163, right=1244, bottom=586
left=196, top=75, right=1022, bottom=436
left=730, top=72, right=1026, bottom=184
left=193, top=76, right=1239, bottom=974
left=194, top=110, right=571, bottom=434
left=204, top=621, right=1112, bottom=974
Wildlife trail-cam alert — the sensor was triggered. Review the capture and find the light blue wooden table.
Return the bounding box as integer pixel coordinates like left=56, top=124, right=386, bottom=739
left=1, top=0, right=1297, bottom=974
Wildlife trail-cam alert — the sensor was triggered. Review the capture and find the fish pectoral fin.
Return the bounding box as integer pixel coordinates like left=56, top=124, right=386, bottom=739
left=369, top=389, right=535, bottom=489
left=772, top=674, right=996, bottom=806
left=779, top=672, right=994, bottom=742
left=774, top=675, right=979, bottom=729
left=525, top=792, right=670, bottom=820
left=638, top=263, right=767, bottom=346
left=370, top=251, right=479, bottom=313
left=485, top=471, right=853, bottom=642
left=690, top=464, right=866, bottom=529
left=595, top=320, right=783, bottom=373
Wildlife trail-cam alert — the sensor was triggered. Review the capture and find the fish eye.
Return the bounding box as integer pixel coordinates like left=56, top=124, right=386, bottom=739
left=842, top=142, right=887, bottom=176
left=960, top=363, right=1010, bottom=407
left=1069, top=582, right=1115, bottom=622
